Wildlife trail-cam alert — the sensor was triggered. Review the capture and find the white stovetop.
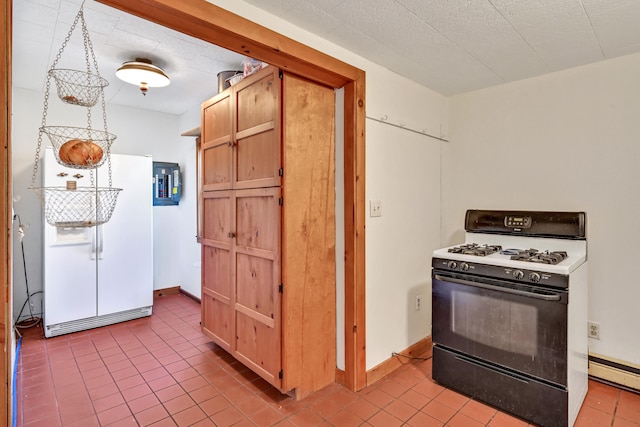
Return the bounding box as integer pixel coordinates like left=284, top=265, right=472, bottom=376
left=433, top=233, right=588, bottom=275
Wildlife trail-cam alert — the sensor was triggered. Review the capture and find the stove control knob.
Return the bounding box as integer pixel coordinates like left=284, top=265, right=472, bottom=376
left=513, top=270, right=524, bottom=280
left=529, top=272, right=541, bottom=282
left=447, top=261, right=457, bottom=269
left=460, top=262, right=469, bottom=271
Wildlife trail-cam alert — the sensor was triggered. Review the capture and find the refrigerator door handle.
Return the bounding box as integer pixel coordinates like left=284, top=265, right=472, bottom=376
left=97, top=225, right=104, bottom=260
left=90, top=226, right=104, bottom=259
left=90, top=228, right=97, bottom=260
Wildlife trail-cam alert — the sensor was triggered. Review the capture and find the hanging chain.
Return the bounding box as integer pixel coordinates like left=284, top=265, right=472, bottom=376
left=30, top=77, right=52, bottom=187
left=80, top=5, right=113, bottom=188
left=30, top=3, right=85, bottom=187
left=30, top=1, right=114, bottom=189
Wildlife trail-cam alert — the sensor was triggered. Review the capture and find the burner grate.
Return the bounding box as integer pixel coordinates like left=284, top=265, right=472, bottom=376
left=448, top=243, right=502, bottom=256
left=510, top=249, right=568, bottom=265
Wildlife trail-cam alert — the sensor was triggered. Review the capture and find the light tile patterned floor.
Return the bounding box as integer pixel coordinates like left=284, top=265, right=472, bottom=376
left=15, top=294, right=640, bottom=426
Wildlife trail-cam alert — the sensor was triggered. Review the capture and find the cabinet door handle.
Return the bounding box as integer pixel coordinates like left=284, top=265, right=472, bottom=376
left=228, top=232, right=236, bottom=238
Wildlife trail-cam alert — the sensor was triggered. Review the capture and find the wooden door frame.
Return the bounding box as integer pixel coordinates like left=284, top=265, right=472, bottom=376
left=1, top=0, right=11, bottom=424
left=95, top=0, right=367, bottom=391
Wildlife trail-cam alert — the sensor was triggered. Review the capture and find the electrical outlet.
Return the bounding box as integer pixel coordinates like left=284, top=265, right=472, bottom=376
left=415, top=294, right=422, bottom=311
left=370, top=200, right=382, bottom=217
left=588, top=321, right=600, bottom=340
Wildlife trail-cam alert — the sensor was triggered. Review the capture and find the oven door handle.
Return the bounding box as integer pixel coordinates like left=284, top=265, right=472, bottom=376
left=434, top=274, right=561, bottom=301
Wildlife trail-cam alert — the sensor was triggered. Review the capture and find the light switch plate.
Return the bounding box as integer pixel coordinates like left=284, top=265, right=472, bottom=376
left=370, top=200, right=382, bottom=217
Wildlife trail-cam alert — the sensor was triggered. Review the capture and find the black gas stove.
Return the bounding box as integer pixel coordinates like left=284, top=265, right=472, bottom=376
left=431, top=210, right=589, bottom=427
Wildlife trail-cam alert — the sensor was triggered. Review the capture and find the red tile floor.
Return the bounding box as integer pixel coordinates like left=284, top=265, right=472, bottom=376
left=15, top=294, right=640, bottom=426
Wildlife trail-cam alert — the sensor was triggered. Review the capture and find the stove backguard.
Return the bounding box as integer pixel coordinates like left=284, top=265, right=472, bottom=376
left=465, top=210, right=586, bottom=239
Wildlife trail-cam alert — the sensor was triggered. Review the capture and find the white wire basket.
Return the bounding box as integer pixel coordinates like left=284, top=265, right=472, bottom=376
left=41, top=126, right=116, bottom=169
left=49, top=68, right=109, bottom=107
left=32, top=186, right=122, bottom=227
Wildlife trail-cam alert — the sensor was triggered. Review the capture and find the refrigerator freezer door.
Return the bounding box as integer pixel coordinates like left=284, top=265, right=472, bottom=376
left=43, top=148, right=98, bottom=325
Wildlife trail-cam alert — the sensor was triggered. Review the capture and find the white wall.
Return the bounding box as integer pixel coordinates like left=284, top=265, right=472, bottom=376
left=444, top=52, right=640, bottom=366
left=364, top=68, right=446, bottom=368
left=11, top=86, right=185, bottom=322
left=177, top=105, right=203, bottom=297
left=208, top=0, right=449, bottom=370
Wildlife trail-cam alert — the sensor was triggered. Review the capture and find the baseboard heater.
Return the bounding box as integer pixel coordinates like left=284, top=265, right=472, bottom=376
left=45, top=306, right=153, bottom=338
left=589, top=353, right=640, bottom=392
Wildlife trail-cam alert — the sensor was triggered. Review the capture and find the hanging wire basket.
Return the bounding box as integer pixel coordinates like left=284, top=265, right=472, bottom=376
left=32, top=186, right=122, bottom=227
left=41, top=126, right=116, bottom=169
left=49, top=68, right=109, bottom=107
left=30, top=2, right=122, bottom=228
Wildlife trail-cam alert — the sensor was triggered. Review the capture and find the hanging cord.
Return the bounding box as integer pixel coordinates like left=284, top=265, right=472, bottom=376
left=12, top=215, right=42, bottom=334
left=392, top=352, right=433, bottom=361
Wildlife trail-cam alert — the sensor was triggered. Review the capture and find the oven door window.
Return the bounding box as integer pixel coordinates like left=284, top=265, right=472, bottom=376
left=452, top=291, right=538, bottom=356
left=433, top=272, right=568, bottom=386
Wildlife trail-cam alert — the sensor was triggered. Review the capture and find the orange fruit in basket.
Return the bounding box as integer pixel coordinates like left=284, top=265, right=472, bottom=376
left=59, top=139, right=104, bottom=166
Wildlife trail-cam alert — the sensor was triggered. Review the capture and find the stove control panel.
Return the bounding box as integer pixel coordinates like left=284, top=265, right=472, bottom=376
left=432, top=257, right=569, bottom=289
left=505, top=215, right=532, bottom=229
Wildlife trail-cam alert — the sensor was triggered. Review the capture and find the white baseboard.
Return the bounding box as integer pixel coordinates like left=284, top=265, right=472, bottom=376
left=589, top=353, right=640, bottom=391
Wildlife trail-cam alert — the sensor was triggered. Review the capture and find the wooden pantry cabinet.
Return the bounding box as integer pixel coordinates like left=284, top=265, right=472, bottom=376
left=199, top=66, right=336, bottom=399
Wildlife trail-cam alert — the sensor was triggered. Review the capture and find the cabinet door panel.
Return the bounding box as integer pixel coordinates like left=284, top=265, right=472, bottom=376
left=202, top=144, right=232, bottom=191
left=203, top=246, right=232, bottom=304
left=236, top=68, right=278, bottom=131
left=235, top=313, right=279, bottom=384
left=235, top=189, right=279, bottom=252
left=201, top=191, right=234, bottom=351
left=202, top=93, right=233, bottom=191
left=202, top=294, right=232, bottom=351
left=236, top=254, right=276, bottom=323
left=202, top=191, right=232, bottom=245
left=236, top=130, right=280, bottom=189
left=202, top=246, right=233, bottom=350
left=235, top=67, right=281, bottom=189
left=233, top=187, right=281, bottom=387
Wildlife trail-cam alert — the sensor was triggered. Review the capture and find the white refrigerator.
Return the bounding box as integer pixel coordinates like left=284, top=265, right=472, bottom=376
left=42, top=146, right=153, bottom=337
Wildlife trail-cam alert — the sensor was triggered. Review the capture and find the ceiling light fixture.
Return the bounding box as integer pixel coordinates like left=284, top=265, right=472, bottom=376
left=115, top=58, right=170, bottom=96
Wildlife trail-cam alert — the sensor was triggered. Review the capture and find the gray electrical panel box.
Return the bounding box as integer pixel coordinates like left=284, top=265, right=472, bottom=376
left=153, top=161, right=181, bottom=206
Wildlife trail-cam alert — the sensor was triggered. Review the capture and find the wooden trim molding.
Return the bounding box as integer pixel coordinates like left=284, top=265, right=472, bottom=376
left=343, top=78, right=367, bottom=391
left=153, top=286, right=181, bottom=298
left=1, top=0, right=12, bottom=423
left=366, top=337, right=433, bottom=386
left=179, top=288, right=201, bottom=304
left=95, top=0, right=368, bottom=391
left=153, top=286, right=201, bottom=303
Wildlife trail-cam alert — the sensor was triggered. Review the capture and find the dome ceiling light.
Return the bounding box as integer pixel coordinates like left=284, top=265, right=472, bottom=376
left=115, top=58, right=170, bottom=95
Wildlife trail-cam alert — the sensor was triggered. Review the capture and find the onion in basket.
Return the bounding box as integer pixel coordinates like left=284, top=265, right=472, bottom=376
left=59, top=139, right=104, bottom=166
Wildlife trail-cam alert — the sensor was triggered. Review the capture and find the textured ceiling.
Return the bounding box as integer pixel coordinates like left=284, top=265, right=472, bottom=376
left=12, top=0, right=640, bottom=116
left=245, top=0, right=640, bottom=95
left=12, top=0, right=245, bottom=115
